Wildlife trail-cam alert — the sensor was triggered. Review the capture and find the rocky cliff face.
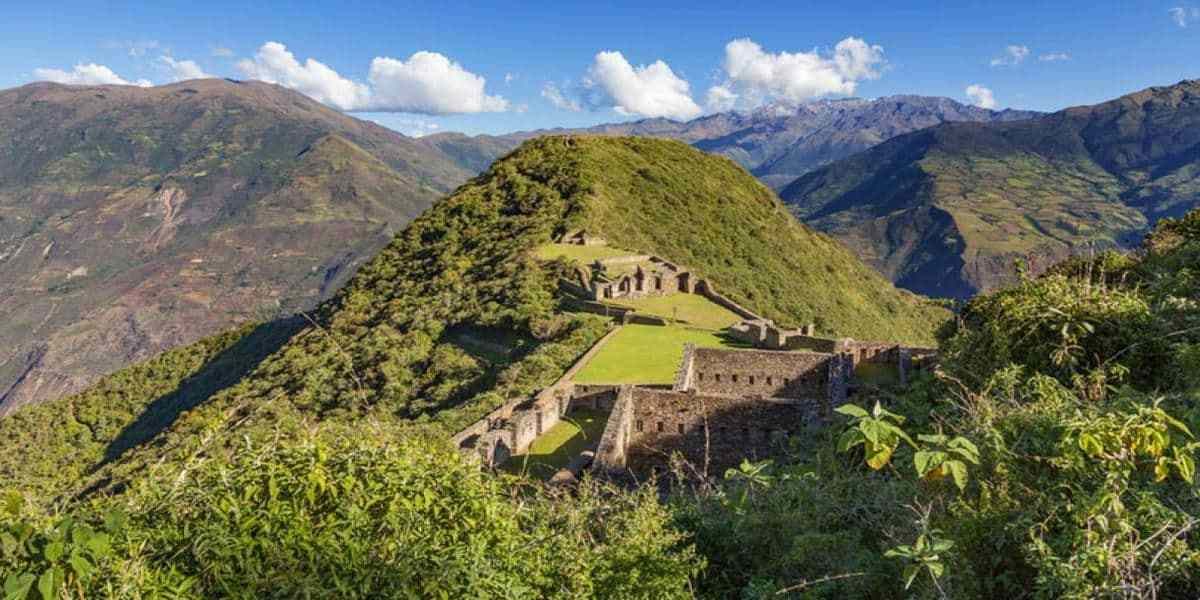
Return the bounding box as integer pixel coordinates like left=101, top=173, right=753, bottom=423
left=0, top=79, right=478, bottom=414
left=780, top=80, right=1200, bottom=298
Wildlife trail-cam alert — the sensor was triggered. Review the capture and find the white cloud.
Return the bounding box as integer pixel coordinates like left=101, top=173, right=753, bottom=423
left=705, top=85, right=738, bottom=112
left=235, top=42, right=506, bottom=115
left=965, top=84, right=997, bottom=109
left=504, top=72, right=516, bottom=84
left=706, top=37, right=886, bottom=111
left=33, top=63, right=152, bottom=87
left=211, top=46, right=235, bottom=58
left=542, top=82, right=582, bottom=111
left=1038, top=52, right=1072, bottom=62
left=236, top=42, right=370, bottom=110
left=990, top=45, right=1030, bottom=67
left=366, top=51, right=508, bottom=114
left=160, top=56, right=213, bottom=81
left=1170, top=6, right=1200, bottom=27
left=581, top=51, right=702, bottom=120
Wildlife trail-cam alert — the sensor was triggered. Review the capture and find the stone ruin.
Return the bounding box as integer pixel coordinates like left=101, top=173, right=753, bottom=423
left=571, top=255, right=696, bottom=302
left=454, top=243, right=939, bottom=482
left=590, top=344, right=851, bottom=479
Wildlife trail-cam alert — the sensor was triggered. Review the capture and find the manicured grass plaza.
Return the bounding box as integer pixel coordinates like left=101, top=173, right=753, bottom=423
left=609, top=293, right=743, bottom=330
left=573, top=324, right=746, bottom=385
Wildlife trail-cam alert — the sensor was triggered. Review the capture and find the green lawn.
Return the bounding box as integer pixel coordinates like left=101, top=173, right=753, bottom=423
left=574, top=324, right=746, bottom=385
left=533, top=243, right=637, bottom=264
left=503, top=408, right=609, bottom=479
left=609, top=293, right=743, bottom=330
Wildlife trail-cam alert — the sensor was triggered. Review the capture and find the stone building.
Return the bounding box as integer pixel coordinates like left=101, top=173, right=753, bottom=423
left=592, top=345, right=852, bottom=478
left=576, top=255, right=696, bottom=301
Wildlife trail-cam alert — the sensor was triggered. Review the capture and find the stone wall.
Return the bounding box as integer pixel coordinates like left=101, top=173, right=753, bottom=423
left=695, top=279, right=763, bottom=321
left=453, top=324, right=623, bottom=467
left=687, top=347, right=831, bottom=399
left=624, top=388, right=822, bottom=476
left=569, top=384, right=621, bottom=411
left=592, top=385, right=635, bottom=476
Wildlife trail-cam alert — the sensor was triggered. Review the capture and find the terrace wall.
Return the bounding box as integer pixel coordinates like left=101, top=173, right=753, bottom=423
left=687, top=346, right=831, bottom=399
left=624, top=388, right=823, bottom=476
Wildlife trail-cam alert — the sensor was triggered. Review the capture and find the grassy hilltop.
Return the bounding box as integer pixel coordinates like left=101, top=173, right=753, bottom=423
left=0, top=135, right=955, bottom=598
left=1, top=135, right=947, bottom=503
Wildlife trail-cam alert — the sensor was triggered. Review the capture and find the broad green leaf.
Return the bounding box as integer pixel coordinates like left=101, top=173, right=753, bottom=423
left=67, top=554, right=93, bottom=579
left=947, top=460, right=969, bottom=491
left=837, top=429, right=863, bottom=453
left=43, top=542, right=64, bottom=563
left=1175, top=448, right=1196, bottom=484
left=914, top=450, right=936, bottom=476
left=4, top=573, right=35, bottom=600
left=834, top=404, right=869, bottom=419
left=1078, top=433, right=1104, bottom=457
left=36, top=567, right=62, bottom=600
left=902, top=565, right=919, bottom=589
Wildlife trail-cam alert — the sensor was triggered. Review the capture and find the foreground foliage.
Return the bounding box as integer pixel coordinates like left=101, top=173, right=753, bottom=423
left=677, top=211, right=1200, bottom=598
left=3, top=431, right=699, bottom=598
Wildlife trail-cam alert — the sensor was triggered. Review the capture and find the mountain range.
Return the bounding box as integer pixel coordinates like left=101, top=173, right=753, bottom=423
left=429, top=95, right=1039, bottom=190
left=781, top=79, right=1200, bottom=298
left=0, top=82, right=1027, bottom=413
left=0, top=79, right=485, bottom=415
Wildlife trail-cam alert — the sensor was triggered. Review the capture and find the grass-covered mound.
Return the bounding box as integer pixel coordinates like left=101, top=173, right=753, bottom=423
left=559, top=137, right=948, bottom=343
left=1, top=135, right=945, bottom=507
left=0, top=135, right=953, bottom=598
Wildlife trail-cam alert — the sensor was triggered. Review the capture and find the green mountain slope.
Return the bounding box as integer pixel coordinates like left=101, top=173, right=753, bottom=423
left=0, top=135, right=947, bottom=505
left=780, top=79, right=1200, bottom=298
left=0, top=79, right=478, bottom=415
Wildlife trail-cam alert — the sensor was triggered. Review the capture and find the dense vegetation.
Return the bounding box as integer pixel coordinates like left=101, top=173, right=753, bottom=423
left=675, top=210, right=1200, bottom=598
left=22, top=136, right=1198, bottom=598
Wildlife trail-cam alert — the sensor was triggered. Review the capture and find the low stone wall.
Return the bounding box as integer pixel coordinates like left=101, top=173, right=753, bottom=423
left=696, top=280, right=764, bottom=321
left=570, top=384, right=621, bottom=411
left=598, top=255, right=653, bottom=266
left=592, top=386, right=635, bottom=476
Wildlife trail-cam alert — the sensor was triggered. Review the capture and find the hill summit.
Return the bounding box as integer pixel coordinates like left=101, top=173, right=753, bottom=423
left=1, top=135, right=948, bottom=504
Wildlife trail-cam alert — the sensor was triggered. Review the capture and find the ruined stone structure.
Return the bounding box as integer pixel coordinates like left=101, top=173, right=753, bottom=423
left=592, top=344, right=850, bottom=477
left=458, top=243, right=939, bottom=480
left=579, top=255, right=696, bottom=301
left=728, top=318, right=936, bottom=380
left=453, top=326, right=623, bottom=467
left=558, top=229, right=608, bottom=246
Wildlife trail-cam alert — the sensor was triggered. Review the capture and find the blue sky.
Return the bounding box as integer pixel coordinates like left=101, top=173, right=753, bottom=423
left=2, top=1, right=1198, bottom=136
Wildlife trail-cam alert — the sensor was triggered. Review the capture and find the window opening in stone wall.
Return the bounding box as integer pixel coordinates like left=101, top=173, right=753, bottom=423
left=677, top=423, right=685, bottom=434
left=636, top=420, right=643, bottom=432
left=749, top=375, right=755, bottom=384
left=732, top=374, right=738, bottom=383
left=767, top=376, right=772, bottom=385
left=657, top=422, right=664, bottom=432
left=715, top=374, right=721, bottom=382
